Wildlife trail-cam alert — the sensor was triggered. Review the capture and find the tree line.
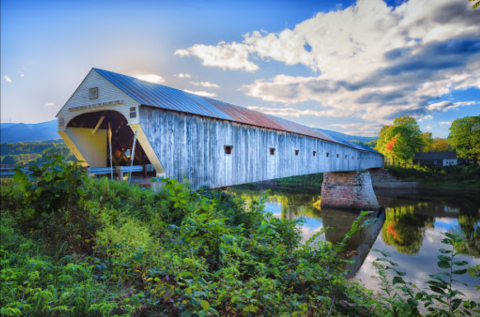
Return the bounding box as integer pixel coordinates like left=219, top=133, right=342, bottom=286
left=375, top=115, right=480, bottom=166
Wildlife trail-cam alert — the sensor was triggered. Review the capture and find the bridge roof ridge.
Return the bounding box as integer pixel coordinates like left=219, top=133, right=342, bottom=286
left=93, top=67, right=379, bottom=154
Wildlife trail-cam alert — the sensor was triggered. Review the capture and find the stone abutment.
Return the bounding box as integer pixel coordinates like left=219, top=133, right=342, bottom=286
left=321, top=171, right=380, bottom=210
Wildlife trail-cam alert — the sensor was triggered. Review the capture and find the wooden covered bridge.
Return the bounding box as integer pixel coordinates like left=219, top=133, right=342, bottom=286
left=56, top=68, right=384, bottom=209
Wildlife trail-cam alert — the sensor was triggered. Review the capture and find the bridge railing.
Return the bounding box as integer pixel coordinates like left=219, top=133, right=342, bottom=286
left=0, top=164, right=154, bottom=180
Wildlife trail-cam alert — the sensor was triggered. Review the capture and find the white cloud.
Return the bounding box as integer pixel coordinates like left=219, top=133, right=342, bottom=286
left=178, top=0, right=480, bottom=125
left=418, top=115, right=433, bottom=122
left=136, top=74, right=165, bottom=84
left=183, top=89, right=217, bottom=97
left=45, top=103, right=54, bottom=107
left=20, top=74, right=25, bottom=77
left=4, top=75, right=12, bottom=83
left=425, top=101, right=476, bottom=112
left=175, top=42, right=259, bottom=72
left=174, top=49, right=190, bottom=57
left=191, top=81, right=221, bottom=88
left=176, top=73, right=191, bottom=78
left=439, top=121, right=452, bottom=125
left=426, top=125, right=432, bottom=129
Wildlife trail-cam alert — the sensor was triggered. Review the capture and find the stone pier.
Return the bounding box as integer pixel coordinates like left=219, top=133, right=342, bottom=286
left=321, top=171, right=379, bottom=210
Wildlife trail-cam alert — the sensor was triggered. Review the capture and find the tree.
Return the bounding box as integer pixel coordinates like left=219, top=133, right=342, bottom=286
left=447, top=116, right=480, bottom=165
left=470, top=0, right=480, bottom=9
left=422, top=132, right=434, bottom=152
left=376, top=116, right=424, bottom=166
left=432, top=138, right=449, bottom=152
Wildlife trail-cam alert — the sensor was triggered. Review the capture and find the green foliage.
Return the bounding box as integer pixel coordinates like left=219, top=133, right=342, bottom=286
left=0, top=214, right=131, bottom=317
left=375, top=116, right=424, bottom=166
left=386, top=165, right=480, bottom=189
left=1, top=159, right=383, bottom=316
left=2, top=159, right=479, bottom=316
left=447, top=116, right=480, bottom=164
left=373, top=232, right=479, bottom=316
left=0, top=139, right=76, bottom=166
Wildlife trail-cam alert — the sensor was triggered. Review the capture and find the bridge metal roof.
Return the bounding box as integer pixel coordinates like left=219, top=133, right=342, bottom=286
left=94, top=68, right=378, bottom=153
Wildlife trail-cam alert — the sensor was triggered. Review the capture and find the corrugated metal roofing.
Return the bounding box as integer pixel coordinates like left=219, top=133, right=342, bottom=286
left=94, top=68, right=378, bottom=153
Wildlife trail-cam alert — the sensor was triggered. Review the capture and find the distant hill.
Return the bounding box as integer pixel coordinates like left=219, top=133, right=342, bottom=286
left=1, top=120, right=59, bottom=143
left=316, top=128, right=378, bottom=143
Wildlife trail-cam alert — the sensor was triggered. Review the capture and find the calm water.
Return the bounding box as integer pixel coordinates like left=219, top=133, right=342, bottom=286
left=227, top=185, right=480, bottom=300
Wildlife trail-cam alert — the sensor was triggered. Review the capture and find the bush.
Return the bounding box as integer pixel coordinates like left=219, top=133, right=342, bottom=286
left=3, top=159, right=479, bottom=316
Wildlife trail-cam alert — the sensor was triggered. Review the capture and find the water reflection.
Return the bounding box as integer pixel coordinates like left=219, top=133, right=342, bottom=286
left=228, top=185, right=480, bottom=298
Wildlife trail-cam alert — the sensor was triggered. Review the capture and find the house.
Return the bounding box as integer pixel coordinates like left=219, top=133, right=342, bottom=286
left=413, top=152, right=457, bottom=167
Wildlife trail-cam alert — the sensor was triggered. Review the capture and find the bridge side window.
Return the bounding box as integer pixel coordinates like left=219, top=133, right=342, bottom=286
left=270, top=148, right=276, bottom=155
left=224, top=145, right=234, bottom=155
left=345, top=155, right=347, bottom=159
left=337, top=154, right=339, bottom=158
left=313, top=151, right=316, bottom=156
left=326, top=152, right=329, bottom=157
left=295, top=150, right=299, bottom=156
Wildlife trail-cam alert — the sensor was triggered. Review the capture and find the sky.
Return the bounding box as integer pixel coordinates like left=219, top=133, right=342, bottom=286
left=1, top=0, right=479, bottom=138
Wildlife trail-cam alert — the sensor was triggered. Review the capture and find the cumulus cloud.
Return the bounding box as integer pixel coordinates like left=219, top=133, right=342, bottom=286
left=418, top=115, right=433, bottom=122
left=183, top=89, right=217, bottom=97
left=191, top=81, right=221, bottom=88
left=45, top=103, right=55, bottom=107
left=176, top=73, right=191, bottom=78
left=136, top=74, right=165, bottom=84
left=439, top=121, right=452, bottom=125
left=247, top=106, right=350, bottom=118
left=177, top=0, right=480, bottom=131
left=4, top=75, right=12, bottom=83
left=175, top=42, right=259, bottom=72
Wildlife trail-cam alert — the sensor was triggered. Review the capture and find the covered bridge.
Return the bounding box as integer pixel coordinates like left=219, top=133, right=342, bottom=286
left=56, top=68, right=383, bottom=195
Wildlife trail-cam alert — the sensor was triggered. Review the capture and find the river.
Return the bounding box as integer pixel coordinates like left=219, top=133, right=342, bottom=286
left=227, top=184, right=480, bottom=300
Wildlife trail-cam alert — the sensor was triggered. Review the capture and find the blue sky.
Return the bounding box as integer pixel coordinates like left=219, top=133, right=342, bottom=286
left=1, top=0, right=479, bottom=138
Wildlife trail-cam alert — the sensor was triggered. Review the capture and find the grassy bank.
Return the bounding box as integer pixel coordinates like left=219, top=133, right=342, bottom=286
left=1, top=156, right=479, bottom=316
left=1, top=156, right=378, bottom=316
left=386, top=165, right=480, bottom=190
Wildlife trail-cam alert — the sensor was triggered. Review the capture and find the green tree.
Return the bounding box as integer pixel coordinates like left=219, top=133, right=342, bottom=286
left=1, top=155, right=19, bottom=164
left=422, top=132, right=434, bottom=152
left=375, top=125, right=392, bottom=163
left=447, top=116, right=480, bottom=165
left=376, top=116, right=424, bottom=166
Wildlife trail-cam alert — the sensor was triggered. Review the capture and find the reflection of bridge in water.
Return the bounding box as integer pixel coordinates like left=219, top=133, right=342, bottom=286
left=321, top=207, right=385, bottom=278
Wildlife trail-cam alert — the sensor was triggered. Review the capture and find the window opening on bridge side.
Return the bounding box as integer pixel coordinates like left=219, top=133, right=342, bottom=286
left=224, top=145, right=233, bottom=155
left=345, top=155, right=347, bottom=159
left=337, top=154, right=339, bottom=158
left=295, top=150, right=299, bottom=156
left=326, top=152, right=329, bottom=157
left=270, top=148, right=276, bottom=155
left=313, top=151, right=316, bottom=156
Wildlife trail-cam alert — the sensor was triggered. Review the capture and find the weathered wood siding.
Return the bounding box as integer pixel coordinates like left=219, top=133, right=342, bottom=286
left=139, top=107, right=384, bottom=190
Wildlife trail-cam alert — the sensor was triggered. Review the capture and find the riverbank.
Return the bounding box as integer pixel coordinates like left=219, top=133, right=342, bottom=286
left=386, top=165, right=480, bottom=190
left=0, top=157, right=378, bottom=316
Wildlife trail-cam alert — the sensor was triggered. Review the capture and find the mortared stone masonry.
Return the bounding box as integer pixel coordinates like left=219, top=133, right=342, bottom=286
left=321, top=171, right=380, bottom=210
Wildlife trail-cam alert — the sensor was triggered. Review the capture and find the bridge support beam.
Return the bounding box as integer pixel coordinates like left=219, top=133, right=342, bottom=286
left=321, top=171, right=379, bottom=210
